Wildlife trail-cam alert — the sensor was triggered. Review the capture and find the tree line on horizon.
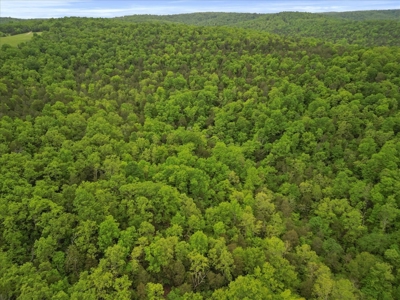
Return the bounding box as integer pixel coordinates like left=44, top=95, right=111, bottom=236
left=2, top=9, right=400, bottom=46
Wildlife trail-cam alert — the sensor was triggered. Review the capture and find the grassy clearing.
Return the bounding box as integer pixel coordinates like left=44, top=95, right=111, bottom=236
left=0, top=32, right=42, bottom=47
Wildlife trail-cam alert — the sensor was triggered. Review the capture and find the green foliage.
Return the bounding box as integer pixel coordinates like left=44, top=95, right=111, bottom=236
left=1, top=13, right=400, bottom=299
left=323, top=9, right=400, bottom=21
left=119, top=10, right=400, bottom=47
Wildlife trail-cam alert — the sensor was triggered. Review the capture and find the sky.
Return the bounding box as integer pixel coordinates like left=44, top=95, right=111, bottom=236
left=1, top=0, right=400, bottom=19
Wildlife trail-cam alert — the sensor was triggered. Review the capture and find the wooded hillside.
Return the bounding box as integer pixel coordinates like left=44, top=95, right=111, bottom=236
left=119, top=10, right=400, bottom=46
left=0, top=13, right=400, bottom=299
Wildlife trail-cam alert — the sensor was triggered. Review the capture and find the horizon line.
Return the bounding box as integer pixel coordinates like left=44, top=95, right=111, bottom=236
left=2, top=8, right=400, bottom=20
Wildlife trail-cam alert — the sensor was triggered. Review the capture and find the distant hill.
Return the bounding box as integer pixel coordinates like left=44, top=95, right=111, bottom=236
left=1, top=10, right=400, bottom=46
left=118, top=10, right=400, bottom=46
left=0, top=17, right=25, bottom=24
left=232, top=12, right=400, bottom=46
left=119, top=9, right=400, bottom=24
left=323, top=9, right=400, bottom=20
left=118, top=12, right=262, bottom=26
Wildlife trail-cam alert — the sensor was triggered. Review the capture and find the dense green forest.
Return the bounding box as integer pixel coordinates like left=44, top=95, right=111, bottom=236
left=0, top=19, right=49, bottom=36
left=0, top=10, right=400, bottom=299
left=0, top=17, right=27, bottom=24
left=117, top=12, right=261, bottom=26
left=118, top=10, right=400, bottom=46
left=323, top=9, right=400, bottom=21
left=3, top=10, right=400, bottom=46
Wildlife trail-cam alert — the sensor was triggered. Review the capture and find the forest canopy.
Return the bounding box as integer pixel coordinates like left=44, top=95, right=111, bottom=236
left=0, top=10, right=400, bottom=299
left=117, top=10, right=400, bottom=46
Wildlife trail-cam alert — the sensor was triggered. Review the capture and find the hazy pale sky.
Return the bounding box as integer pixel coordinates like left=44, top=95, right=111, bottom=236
left=1, top=0, right=400, bottom=19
